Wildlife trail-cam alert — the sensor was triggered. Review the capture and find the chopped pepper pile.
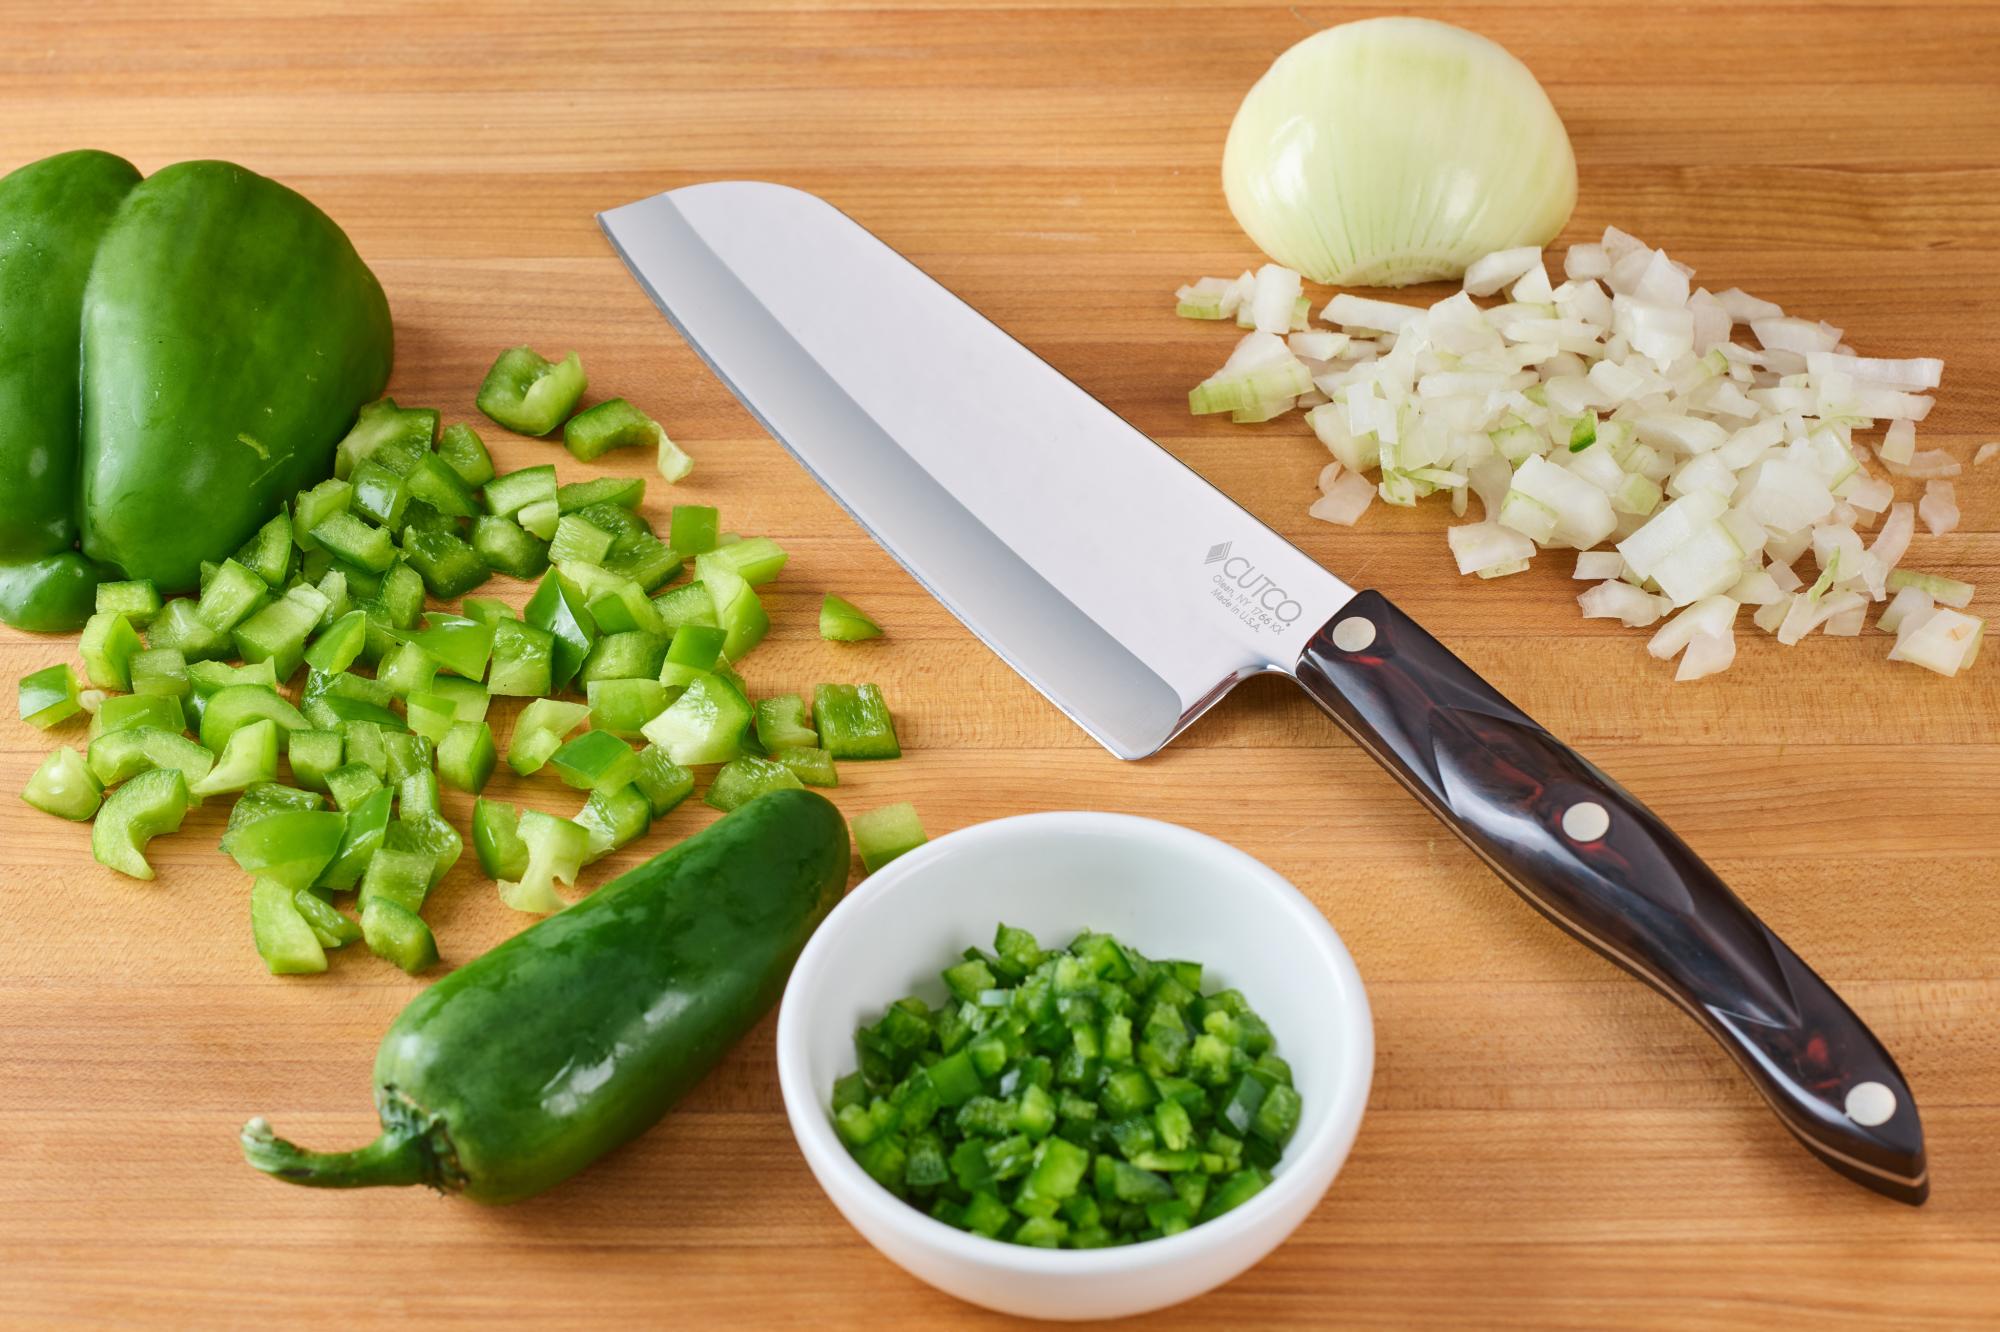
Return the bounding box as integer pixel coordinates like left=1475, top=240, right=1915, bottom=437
left=834, top=925, right=1301, bottom=1249
left=17, top=355, right=909, bottom=978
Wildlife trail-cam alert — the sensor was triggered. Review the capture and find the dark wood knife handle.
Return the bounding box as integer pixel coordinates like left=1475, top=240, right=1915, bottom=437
left=1293, top=590, right=1927, bottom=1204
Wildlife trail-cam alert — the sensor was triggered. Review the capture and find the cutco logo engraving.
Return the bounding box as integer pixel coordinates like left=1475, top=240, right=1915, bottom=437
left=1204, top=540, right=1302, bottom=634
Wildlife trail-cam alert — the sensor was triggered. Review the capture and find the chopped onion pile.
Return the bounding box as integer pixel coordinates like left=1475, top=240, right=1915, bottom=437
left=1176, top=230, right=1986, bottom=679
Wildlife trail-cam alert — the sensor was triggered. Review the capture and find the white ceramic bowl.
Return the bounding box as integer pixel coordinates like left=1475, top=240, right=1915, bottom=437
left=775, top=812, right=1374, bottom=1321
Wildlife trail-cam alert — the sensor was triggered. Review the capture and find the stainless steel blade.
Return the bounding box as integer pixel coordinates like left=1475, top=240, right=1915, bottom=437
left=600, top=182, right=1353, bottom=759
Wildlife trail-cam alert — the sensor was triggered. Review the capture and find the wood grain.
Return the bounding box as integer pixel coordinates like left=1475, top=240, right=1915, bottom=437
left=2, top=1, right=1996, bottom=1326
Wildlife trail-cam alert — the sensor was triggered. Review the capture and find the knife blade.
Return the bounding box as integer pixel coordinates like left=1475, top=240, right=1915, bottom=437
left=601, top=180, right=1927, bottom=1205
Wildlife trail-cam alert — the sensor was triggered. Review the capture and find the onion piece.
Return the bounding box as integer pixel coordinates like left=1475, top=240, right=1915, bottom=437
left=1919, top=480, right=1960, bottom=536
left=1876, top=585, right=1933, bottom=635
left=1675, top=628, right=1737, bottom=681
left=1975, top=442, right=1998, bottom=466
left=1579, top=580, right=1666, bottom=627
left=1308, top=468, right=1376, bottom=526
left=1887, top=607, right=1985, bottom=677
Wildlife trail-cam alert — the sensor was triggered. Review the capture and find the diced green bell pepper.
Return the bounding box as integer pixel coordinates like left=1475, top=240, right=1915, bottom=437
left=652, top=581, right=716, bottom=632
left=852, top=802, right=926, bottom=873
left=639, top=671, right=752, bottom=766
left=24, top=746, right=102, bottom=820
left=668, top=505, right=719, bottom=556
left=95, top=579, right=161, bottom=625
left=291, top=887, right=362, bottom=950
left=753, top=694, right=819, bottom=750
left=146, top=597, right=233, bottom=662
left=523, top=570, right=596, bottom=692
left=374, top=642, right=438, bottom=700
left=477, top=346, right=586, bottom=437
left=287, top=729, right=344, bottom=792
left=549, top=729, right=640, bottom=791
left=304, top=608, right=368, bottom=674
left=560, top=395, right=653, bottom=462
left=506, top=697, right=591, bottom=776
left=19, top=662, right=82, bottom=729
left=335, top=398, right=436, bottom=481
left=399, top=612, right=493, bottom=679
left=316, top=785, right=391, bottom=891
left=578, top=629, right=667, bottom=685
left=575, top=783, right=652, bottom=863
left=360, top=898, right=439, bottom=974
left=250, top=875, right=328, bottom=975
left=488, top=618, right=556, bottom=697
left=311, top=511, right=397, bottom=573
left=820, top=593, right=883, bottom=642
left=704, top=536, right=787, bottom=586
left=348, top=460, right=409, bottom=530
left=232, top=510, right=295, bottom=588
left=292, top=479, right=353, bottom=552
left=86, top=725, right=216, bottom=793
left=499, top=810, right=588, bottom=914
left=91, top=765, right=189, bottom=880
left=471, top=515, right=549, bottom=580
left=814, top=683, right=900, bottom=760
left=324, top=761, right=384, bottom=812
left=221, top=808, right=347, bottom=891
left=706, top=754, right=805, bottom=812
left=400, top=525, right=489, bottom=599
left=128, top=646, right=189, bottom=699
left=661, top=623, right=726, bottom=688
left=632, top=745, right=695, bottom=818
left=694, top=560, right=768, bottom=660
left=234, top=585, right=330, bottom=681
left=437, top=721, right=497, bottom=793
left=471, top=797, right=529, bottom=880
left=198, top=684, right=306, bottom=753
left=772, top=746, right=837, bottom=787
left=405, top=453, right=477, bottom=519
left=586, top=677, right=672, bottom=738
left=484, top=464, right=557, bottom=520
left=437, top=422, right=495, bottom=488
left=80, top=610, right=143, bottom=690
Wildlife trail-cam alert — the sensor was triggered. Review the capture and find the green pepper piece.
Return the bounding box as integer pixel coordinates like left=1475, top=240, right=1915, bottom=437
left=549, top=514, right=615, bottom=568
left=399, top=612, right=494, bottom=680
left=813, top=683, right=901, bottom=760
left=437, top=721, right=497, bottom=794
left=91, top=693, right=187, bottom=740
left=484, top=465, right=558, bottom=520
left=227, top=782, right=325, bottom=835
left=335, top=399, right=437, bottom=482
left=694, top=561, right=768, bottom=660
left=129, top=647, right=190, bottom=699
left=752, top=694, right=819, bottom=751
left=819, top=593, right=884, bottom=642
left=585, top=678, right=672, bottom=739
left=199, top=684, right=307, bottom=753
left=505, top=697, right=591, bottom=776
left=323, top=761, right=384, bottom=812
left=477, top=347, right=586, bottom=437
left=639, top=672, right=752, bottom=767
left=851, top=802, right=926, bottom=873
left=234, top=585, right=331, bottom=682
left=375, top=642, right=439, bottom=700
left=470, top=515, right=550, bottom=580
left=288, top=729, right=344, bottom=792
left=601, top=533, right=681, bottom=593
left=705, top=754, right=805, bottom=813
left=348, top=459, right=409, bottom=529
left=221, top=809, right=347, bottom=891
left=471, top=798, right=530, bottom=880
left=405, top=453, right=478, bottom=519
left=549, top=729, right=641, bottom=791
left=560, top=396, right=656, bottom=463
left=291, top=888, right=362, bottom=950
left=24, top=747, right=103, bottom=821
left=19, top=663, right=82, bottom=730
left=304, top=609, right=369, bottom=675
left=87, top=726, right=217, bottom=792
left=250, top=876, right=328, bottom=975
left=488, top=619, right=556, bottom=698
left=651, top=581, right=716, bottom=632
left=655, top=431, right=694, bottom=483
left=632, top=746, right=695, bottom=818
left=316, top=786, right=392, bottom=891
left=311, top=511, right=398, bottom=573
left=661, top=623, right=727, bottom=689
left=523, top=571, right=596, bottom=692
left=233, top=510, right=295, bottom=587
left=292, top=480, right=354, bottom=556
left=575, top=783, right=652, bottom=864
left=146, top=598, right=232, bottom=662
left=196, top=559, right=270, bottom=634
left=359, top=898, right=440, bottom=974
left=578, top=630, right=668, bottom=686
left=771, top=747, right=837, bottom=788
left=400, top=526, right=490, bottom=600
left=95, top=579, right=162, bottom=626
left=559, top=476, right=646, bottom=512
left=703, top=536, right=787, bottom=587
left=79, top=612, right=143, bottom=691
left=437, top=422, right=495, bottom=489
left=499, top=810, right=588, bottom=914
left=575, top=567, right=665, bottom=636
left=460, top=596, right=514, bottom=627
left=91, top=765, right=189, bottom=880
left=667, top=505, right=719, bottom=556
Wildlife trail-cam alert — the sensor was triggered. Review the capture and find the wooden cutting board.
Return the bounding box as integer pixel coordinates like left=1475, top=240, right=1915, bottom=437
left=4, top=2, right=1996, bottom=1326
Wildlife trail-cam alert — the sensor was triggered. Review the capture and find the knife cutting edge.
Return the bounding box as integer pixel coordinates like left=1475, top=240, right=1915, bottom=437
left=599, top=180, right=1927, bottom=1205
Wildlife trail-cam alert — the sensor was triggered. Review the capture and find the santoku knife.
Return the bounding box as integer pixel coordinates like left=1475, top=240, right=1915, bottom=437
left=600, top=181, right=1927, bottom=1205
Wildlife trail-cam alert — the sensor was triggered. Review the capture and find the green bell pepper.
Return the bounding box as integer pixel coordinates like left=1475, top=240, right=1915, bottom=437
left=0, top=154, right=393, bottom=628
left=476, top=347, right=586, bottom=437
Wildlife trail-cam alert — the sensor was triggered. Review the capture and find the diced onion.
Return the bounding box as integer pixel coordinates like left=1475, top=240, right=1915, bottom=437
left=1176, top=225, right=1987, bottom=681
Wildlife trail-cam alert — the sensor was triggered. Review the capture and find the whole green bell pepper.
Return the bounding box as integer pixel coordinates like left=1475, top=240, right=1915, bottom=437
left=0, top=152, right=393, bottom=631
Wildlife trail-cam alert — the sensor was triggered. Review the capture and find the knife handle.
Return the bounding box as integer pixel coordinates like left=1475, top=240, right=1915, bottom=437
left=1292, top=590, right=1927, bottom=1204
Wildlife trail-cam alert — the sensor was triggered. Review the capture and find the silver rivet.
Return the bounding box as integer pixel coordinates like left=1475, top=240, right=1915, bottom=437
left=1845, top=1081, right=1896, bottom=1127
left=1330, top=616, right=1376, bottom=652
left=1561, top=801, right=1610, bottom=842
